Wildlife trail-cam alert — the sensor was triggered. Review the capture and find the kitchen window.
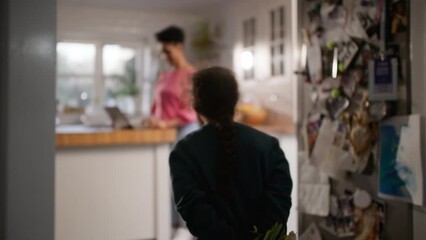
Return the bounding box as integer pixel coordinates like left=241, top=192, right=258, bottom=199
left=56, top=41, right=140, bottom=114
left=270, top=6, right=285, bottom=76
left=103, top=45, right=137, bottom=107
left=57, top=42, right=96, bottom=108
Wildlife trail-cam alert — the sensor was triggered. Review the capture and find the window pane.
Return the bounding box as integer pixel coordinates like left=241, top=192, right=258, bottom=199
left=243, top=18, right=255, bottom=48
left=280, top=8, right=284, bottom=26
left=250, top=19, right=256, bottom=46
left=56, top=42, right=96, bottom=108
left=280, top=7, right=285, bottom=39
left=270, top=10, right=275, bottom=41
left=269, top=6, right=286, bottom=78
left=243, top=21, right=248, bottom=47
left=57, top=77, right=94, bottom=108
left=103, top=45, right=137, bottom=107
left=103, top=45, right=136, bottom=76
left=57, top=42, right=96, bottom=75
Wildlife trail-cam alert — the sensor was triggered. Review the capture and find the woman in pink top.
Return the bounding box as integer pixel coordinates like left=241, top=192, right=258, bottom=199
left=145, top=26, right=199, bottom=140
left=150, top=66, right=197, bottom=135
left=145, top=26, right=199, bottom=240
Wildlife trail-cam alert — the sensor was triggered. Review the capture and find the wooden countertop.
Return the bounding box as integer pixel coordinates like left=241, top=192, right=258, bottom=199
left=56, top=125, right=177, bottom=147
left=242, top=113, right=295, bottom=135
left=250, top=123, right=295, bottom=135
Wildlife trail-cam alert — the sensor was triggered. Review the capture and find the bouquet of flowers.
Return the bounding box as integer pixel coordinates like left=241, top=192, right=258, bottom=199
left=253, top=223, right=297, bottom=240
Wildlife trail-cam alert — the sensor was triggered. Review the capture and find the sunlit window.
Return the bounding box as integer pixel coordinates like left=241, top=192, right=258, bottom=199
left=56, top=42, right=141, bottom=116
left=57, top=42, right=96, bottom=108
left=103, top=45, right=137, bottom=107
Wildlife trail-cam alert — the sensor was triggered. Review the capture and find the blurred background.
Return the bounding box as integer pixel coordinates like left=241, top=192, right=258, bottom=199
left=2, top=0, right=426, bottom=240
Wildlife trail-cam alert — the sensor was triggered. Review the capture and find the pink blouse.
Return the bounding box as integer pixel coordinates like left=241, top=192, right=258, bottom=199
left=151, top=67, right=197, bottom=126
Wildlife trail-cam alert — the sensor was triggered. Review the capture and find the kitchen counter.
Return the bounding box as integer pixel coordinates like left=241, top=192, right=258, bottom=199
left=56, top=125, right=177, bottom=147
left=249, top=123, right=295, bottom=135
left=243, top=113, right=295, bottom=135
left=55, top=125, right=174, bottom=240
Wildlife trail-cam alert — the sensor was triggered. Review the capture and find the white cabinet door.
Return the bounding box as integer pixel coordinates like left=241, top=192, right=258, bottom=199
left=234, top=0, right=297, bottom=117
left=56, top=146, right=157, bottom=240
left=234, top=0, right=295, bottom=81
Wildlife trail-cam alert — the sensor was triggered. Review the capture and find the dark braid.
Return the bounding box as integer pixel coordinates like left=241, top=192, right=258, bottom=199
left=214, top=116, right=236, bottom=199
left=192, top=67, right=239, bottom=199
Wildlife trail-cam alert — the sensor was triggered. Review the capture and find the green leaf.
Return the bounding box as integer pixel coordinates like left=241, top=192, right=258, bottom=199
left=264, top=229, right=273, bottom=240
left=269, top=224, right=282, bottom=240
left=252, top=223, right=294, bottom=240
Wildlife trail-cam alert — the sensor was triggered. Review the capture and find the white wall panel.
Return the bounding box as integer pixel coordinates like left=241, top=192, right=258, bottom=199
left=56, top=146, right=157, bottom=240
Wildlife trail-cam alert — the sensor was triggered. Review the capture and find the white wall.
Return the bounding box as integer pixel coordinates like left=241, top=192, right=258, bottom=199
left=235, top=0, right=295, bottom=106
left=210, top=0, right=297, bottom=118
left=58, top=1, right=298, bottom=119
left=56, top=147, right=156, bottom=240
left=410, top=0, right=426, bottom=239
left=197, top=2, right=237, bottom=69
left=1, top=0, right=56, bottom=239
left=57, top=4, right=202, bottom=55
left=57, top=4, right=203, bottom=114
left=279, top=136, right=298, bottom=234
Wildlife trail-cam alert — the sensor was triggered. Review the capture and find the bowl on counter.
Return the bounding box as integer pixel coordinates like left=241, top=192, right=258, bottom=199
left=236, top=103, right=268, bottom=125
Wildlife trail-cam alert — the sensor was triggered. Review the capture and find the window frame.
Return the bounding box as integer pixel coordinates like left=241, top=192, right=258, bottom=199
left=242, top=17, right=256, bottom=80
left=56, top=39, right=144, bottom=110
left=270, top=5, right=286, bottom=77
left=56, top=40, right=97, bottom=108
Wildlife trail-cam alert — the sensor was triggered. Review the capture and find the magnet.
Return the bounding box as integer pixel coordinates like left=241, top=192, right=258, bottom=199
left=331, top=88, right=341, bottom=98
left=327, top=41, right=337, bottom=50
left=353, top=189, right=372, bottom=209
left=338, top=63, right=345, bottom=72
left=368, top=58, right=398, bottom=101
left=326, top=89, right=350, bottom=119
left=367, top=101, right=388, bottom=121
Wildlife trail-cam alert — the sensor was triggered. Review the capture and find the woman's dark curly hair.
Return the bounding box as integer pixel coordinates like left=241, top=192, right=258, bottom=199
left=155, top=25, right=185, bottom=43
left=192, top=66, right=239, bottom=199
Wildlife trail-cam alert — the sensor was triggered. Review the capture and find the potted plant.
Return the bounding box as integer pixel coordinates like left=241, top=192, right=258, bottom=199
left=112, top=57, right=140, bottom=115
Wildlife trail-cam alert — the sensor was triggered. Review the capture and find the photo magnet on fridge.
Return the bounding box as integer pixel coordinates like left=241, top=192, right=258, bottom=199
left=368, top=58, right=398, bottom=101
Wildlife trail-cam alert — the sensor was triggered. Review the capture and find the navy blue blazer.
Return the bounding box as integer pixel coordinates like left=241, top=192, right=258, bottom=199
left=169, top=122, right=292, bottom=239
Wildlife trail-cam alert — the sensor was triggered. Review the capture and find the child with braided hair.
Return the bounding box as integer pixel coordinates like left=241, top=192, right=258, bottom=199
left=169, top=67, right=293, bottom=239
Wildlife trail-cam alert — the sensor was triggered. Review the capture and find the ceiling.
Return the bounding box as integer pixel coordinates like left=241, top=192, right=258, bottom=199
left=58, top=0, right=231, bottom=11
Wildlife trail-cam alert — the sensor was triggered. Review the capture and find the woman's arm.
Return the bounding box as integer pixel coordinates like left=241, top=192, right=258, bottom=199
left=145, top=117, right=181, bottom=128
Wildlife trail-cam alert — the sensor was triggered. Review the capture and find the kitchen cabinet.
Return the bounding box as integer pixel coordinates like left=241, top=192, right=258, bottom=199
left=55, top=126, right=176, bottom=240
